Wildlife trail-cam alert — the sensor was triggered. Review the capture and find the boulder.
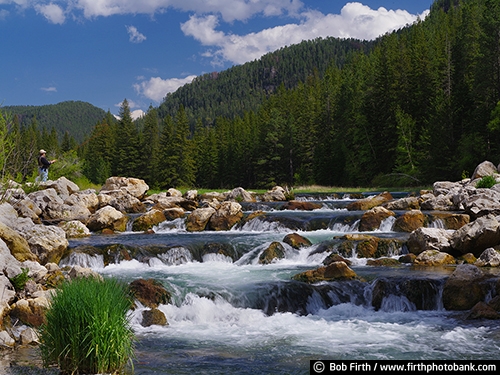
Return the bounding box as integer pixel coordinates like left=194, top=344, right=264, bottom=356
left=185, top=207, right=216, bottom=231
left=19, top=225, right=68, bottom=265
left=226, top=187, right=255, bottom=202
left=0, top=222, right=36, bottom=262
left=282, top=201, right=322, bottom=210
left=208, top=201, right=243, bottom=231
left=59, top=220, right=91, bottom=238
left=86, top=206, right=128, bottom=232
left=101, top=190, right=146, bottom=213
left=355, top=236, right=380, bottom=258
left=283, top=233, right=312, bottom=249
left=466, top=301, right=500, bottom=319
left=27, top=188, right=64, bottom=214
left=10, top=299, right=45, bottom=327
left=346, top=191, right=393, bottom=211
left=474, top=247, right=500, bottom=267
left=132, top=209, right=166, bottom=232
left=430, top=213, right=470, bottom=230
left=0, top=330, right=15, bottom=348
left=64, top=189, right=99, bottom=212
left=432, top=181, right=464, bottom=196
left=462, top=189, right=500, bottom=219
left=44, top=176, right=80, bottom=200
left=292, top=261, right=357, bottom=283
left=259, top=242, right=286, bottom=264
left=261, top=186, right=287, bottom=202
left=358, top=206, right=395, bottom=232
left=43, top=201, right=92, bottom=222
left=420, top=194, right=456, bottom=211
left=385, top=196, right=420, bottom=210
left=413, top=250, right=456, bottom=266
left=162, top=207, right=186, bottom=220
left=442, top=264, right=488, bottom=310
left=100, top=176, right=149, bottom=199
left=142, top=308, right=168, bottom=327
left=407, top=227, right=452, bottom=255
left=129, top=278, right=171, bottom=308
left=472, top=160, right=498, bottom=180
left=449, top=214, right=500, bottom=257
left=393, top=210, right=426, bottom=233
left=20, top=327, right=40, bottom=345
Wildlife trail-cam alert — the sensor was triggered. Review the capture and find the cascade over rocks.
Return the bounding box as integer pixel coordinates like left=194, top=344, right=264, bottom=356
left=4, top=160, right=500, bottom=350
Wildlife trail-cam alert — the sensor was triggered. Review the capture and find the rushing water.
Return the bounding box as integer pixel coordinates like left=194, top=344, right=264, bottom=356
left=6, top=194, right=500, bottom=375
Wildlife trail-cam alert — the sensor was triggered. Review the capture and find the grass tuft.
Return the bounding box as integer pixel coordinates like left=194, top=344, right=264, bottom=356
left=38, top=277, right=135, bottom=374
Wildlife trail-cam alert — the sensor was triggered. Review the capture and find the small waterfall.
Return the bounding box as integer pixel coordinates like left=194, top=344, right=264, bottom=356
left=236, top=217, right=288, bottom=232
left=330, top=219, right=360, bottom=232
left=429, top=218, right=445, bottom=229
left=202, top=253, right=233, bottom=263
left=155, top=218, right=187, bottom=232
left=156, top=246, right=193, bottom=265
left=378, top=216, right=396, bottom=232
left=59, top=252, right=105, bottom=269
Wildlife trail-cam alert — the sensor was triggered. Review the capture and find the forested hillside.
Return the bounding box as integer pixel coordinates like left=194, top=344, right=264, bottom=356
left=74, top=0, right=500, bottom=189
left=157, top=37, right=373, bottom=126
left=4, top=101, right=107, bottom=143
left=2, top=0, right=499, bottom=191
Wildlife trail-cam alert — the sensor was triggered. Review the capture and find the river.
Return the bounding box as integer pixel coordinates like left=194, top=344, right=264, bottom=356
left=4, top=193, right=500, bottom=374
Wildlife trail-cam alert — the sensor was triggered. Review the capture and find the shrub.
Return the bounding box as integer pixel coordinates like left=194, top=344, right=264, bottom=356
left=39, top=277, right=135, bottom=374
left=476, top=175, right=497, bottom=189
left=9, top=267, right=30, bottom=291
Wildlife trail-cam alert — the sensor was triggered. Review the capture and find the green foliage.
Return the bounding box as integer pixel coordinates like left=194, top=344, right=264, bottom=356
left=476, top=175, right=497, bottom=188
left=9, top=267, right=30, bottom=291
left=39, top=277, right=135, bottom=375
left=4, top=101, right=107, bottom=144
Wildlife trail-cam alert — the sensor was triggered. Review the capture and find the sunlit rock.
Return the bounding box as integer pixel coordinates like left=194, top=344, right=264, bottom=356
left=87, top=205, right=128, bottom=232
left=407, top=227, right=452, bottom=255
left=393, top=210, right=426, bottom=233
left=259, top=241, right=286, bottom=264
left=292, top=261, right=357, bottom=283
left=450, top=214, right=500, bottom=257
left=413, top=250, right=456, bottom=266
left=346, top=191, right=393, bottom=211
left=186, top=207, right=216, bottom=231
left=132, top=209, right=166, bottom=232
left=283, top=233, right=312, bottom=249
left=359, top=206, right=395, bottom=232
left=474, top=247, right=500, bottom=267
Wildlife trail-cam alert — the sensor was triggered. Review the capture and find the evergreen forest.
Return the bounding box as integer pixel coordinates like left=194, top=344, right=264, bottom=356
left=1, top=0, right=500, bottom=191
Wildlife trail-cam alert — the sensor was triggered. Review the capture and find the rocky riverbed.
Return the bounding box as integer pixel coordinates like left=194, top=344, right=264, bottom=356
left=2, top=160, right=500, bottom=371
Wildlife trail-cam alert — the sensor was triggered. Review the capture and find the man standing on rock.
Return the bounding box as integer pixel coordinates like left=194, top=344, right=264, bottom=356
left=36, top=149, right=56, bottom=182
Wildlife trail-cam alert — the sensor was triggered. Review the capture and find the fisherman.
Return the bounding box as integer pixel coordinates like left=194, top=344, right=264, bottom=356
left=36, top=149, right=56, bottom=182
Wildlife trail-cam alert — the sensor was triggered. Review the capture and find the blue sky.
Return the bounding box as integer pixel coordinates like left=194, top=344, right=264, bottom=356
left=0, top=1, right=432, bottom=118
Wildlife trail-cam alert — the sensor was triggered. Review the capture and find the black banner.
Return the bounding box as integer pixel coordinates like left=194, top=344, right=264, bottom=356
left=310, top=360, right=499, bottom=374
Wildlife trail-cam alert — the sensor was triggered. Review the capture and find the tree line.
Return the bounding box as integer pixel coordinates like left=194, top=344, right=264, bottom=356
left=1, top=0, right=500, bottom=190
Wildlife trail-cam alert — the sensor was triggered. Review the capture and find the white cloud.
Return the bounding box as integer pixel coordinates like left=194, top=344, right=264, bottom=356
left=126, top=25, right=146, bottom=43
left=133, top=75, right=197, bottom=102
left=35, top=3, right=65, bottom=24
left=181, top=2, right=429, bottom=66
left=72, top=0, right=302, bottom=22
left=41, top=86, right=57, bottom=92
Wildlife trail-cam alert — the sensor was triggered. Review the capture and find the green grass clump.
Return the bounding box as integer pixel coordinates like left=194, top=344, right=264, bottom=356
left=476, top=175, right=498, bottom=189
left=39, top=277, right=135, bottom=374
left=9, top=267, right=30, bottom=291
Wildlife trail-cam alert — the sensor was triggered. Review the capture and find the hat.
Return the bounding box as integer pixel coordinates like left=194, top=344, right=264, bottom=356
left=39, top=149, right=47, bottom=154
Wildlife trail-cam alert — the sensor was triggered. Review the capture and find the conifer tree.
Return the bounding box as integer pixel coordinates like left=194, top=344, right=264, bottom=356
left=138, top=106, right=161, bottom=187
left=114, top=99, right=139, bottom=177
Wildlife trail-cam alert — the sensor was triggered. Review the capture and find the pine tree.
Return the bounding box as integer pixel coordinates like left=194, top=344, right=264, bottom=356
left=114, top=99, right=140, bottom=177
